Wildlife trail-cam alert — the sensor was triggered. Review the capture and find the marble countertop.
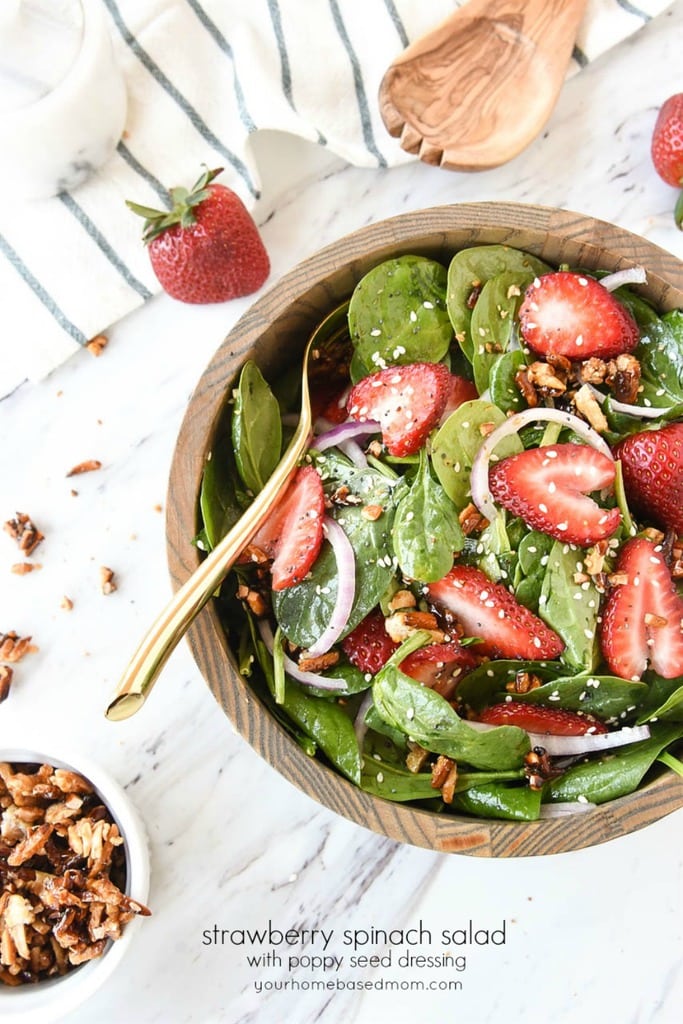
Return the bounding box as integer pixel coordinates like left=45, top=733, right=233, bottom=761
left=2, top=5, right=683, bottom=1022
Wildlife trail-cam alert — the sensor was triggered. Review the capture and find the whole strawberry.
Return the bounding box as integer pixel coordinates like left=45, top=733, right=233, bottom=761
left=127, top=166, right=269, bottom=303
left=651, top=93, right=683, bottom=230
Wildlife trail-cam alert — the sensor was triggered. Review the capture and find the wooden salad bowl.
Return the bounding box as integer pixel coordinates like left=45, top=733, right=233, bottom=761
left=166, top=203, right=683, bottom=857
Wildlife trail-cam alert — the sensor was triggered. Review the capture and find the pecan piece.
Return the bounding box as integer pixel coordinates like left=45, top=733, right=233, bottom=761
left=606, top=353, right=641, bottom=405
left=66, top=460, right=102, bottom=477
left=0, top=666, right=12, bottom=703
left=431, top=755, right=458, bottom=804
left=3, top=513, right=44, bottom=556
left=0, top=632, right=37, bottom=663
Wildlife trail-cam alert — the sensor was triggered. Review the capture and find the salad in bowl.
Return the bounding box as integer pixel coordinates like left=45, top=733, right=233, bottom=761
left=196, top=236, right=683, bottom=827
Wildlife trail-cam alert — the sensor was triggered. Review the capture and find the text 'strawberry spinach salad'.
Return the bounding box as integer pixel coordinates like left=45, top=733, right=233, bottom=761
left=199, top=245, right=683, bottom=822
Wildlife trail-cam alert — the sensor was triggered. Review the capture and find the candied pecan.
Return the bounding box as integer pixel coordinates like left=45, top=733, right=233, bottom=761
left=387, top=589, right=416, bottom=613
left=405, top=743, right=429, bottom=774
left=606, top=353, right=641, bottom=405
left=99, top=567, right=117, bottom=595
left=0, top=632, right=37, bottom=663
left=514, top=367, right=539, bottom=407
left=466, top=283, right=482, bottom=309
left=0, top=666, right=12, bottom=704
left=577, top=357, right=608, bottom=386
left=236, top=584, right=269, bottom=617
left=574, top=384, right=609, bottom=433
left=384, top=610, right=445, bottom=644
left=297, top=651, right=340, bottom=673
left=86, top=334, right=108, bottom=357
left=431, top=755, right=458, bottom=804
left=506, top=671, right=542, bottom=695
left=459, top=502, right=489, bottom=537
left=66, top=460, right=102, bottom=477
left=361, top=504, right=383, bottom=521
left=527, top=360, right=567, bottom=394
left=11, top=562, right=42, bottom=575
left=3, top=513, right=44, bottom=556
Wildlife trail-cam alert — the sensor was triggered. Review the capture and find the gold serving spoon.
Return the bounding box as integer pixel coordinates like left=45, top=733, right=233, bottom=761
left=105, top=303, right=350, bottom=721
left=378, top=0, right=587, bottom=171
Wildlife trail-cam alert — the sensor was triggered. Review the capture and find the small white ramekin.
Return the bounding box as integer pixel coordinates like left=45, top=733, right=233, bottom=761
left=0, top=745, right=150, bottom=1024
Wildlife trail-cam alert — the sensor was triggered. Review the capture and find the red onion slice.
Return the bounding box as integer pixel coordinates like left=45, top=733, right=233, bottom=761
left=338, top=439, right=368, bottom=468
left=600, top=266, right=647, bottom=292
left=257, top=619, right=346, bottom=691
left=305, top=517, right=356, bottom=657
left=468, top=719, right=650, bottom=756
left=354, top=690, right=375, bottom=748
left=314, top=419, right=381, bottom=451
left=585, top=383, right=674, bottom=420
left=469, top=407, right=614, bottom=523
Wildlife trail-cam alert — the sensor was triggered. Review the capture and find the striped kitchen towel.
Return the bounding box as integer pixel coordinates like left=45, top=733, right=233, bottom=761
left=0, top=0, right=671, bottom=391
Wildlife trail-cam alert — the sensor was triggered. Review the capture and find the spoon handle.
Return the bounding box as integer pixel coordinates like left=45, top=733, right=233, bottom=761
left=105, top=390, right=312, bottom=721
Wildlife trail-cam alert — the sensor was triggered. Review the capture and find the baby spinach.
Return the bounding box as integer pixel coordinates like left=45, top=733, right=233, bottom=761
left=638, top=679, right=683, bottom=723
left=392, top=450, right=464, bottom=582
left=277, top=682, right=362, bottom=784
left=451, top=782, right=542, bottom=821
left=372, top=648, right=530, bottom=771
left=538, top=541, right=600, bottom=672
left=456, top=660, right=561, bottom=711
left=470, top=271, right=533, bottom=395
left=489, top=349, right=529, bottom=414
left=446, top=245, right=550, bottom=362
left=199, top=441, right=245, bottom=551
left=348, top=255, right=452, bottom=370
left=508, top=674, right=649, bottom=720
left=547, top=722, right=683, bottom=804
left=231, top=360, right=282, bottom=493
left=431, top=399, right=523, bottom=508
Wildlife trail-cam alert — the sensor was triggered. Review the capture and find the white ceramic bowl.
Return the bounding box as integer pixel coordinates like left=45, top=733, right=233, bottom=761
left=0, top=746, right=150, bottom=1024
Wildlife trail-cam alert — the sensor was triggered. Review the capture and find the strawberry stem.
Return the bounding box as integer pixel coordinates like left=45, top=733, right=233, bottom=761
left=126, top=165, right=224, bottom=244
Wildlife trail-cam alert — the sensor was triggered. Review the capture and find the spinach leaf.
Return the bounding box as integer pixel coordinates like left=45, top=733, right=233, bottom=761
left=392, top=450, right=464, bottom=582
left=446, top=245, right=550, bottom=362
left=231, top=360, right=282, bottom=493
left=489, top=349, right=528, bottom=414
left=361, top=751, right=526, bottom=804
left=539, top=541, right=600, bottom=672
left=619, top=292, right=683, bottom=403
left=548, top=722, right=683, bottom=804
left=372, top=659, right=530, bottom=770
left=470, top=271, right=533, bottom=395
left=451, top=783, right=542, bottom=821
left=638, top=679, right=683, bottom=723
left=348, top=256, right=452, bottom=370
left=456, top=660, right=561, bottom=710
left=507, top=675, right=649, bottom=720
left=277, top=682, right=362, bottom=784
left=272, top=503, right=396, bottom=648
left=199, top=442, right=244, bottom=550
left=431, top=399, right=523, bottom=508
left=513, top=531, right=554, bottom=610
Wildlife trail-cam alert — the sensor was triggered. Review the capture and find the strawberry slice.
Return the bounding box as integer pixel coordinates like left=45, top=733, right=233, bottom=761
left=400, top=641, right=478, bottom=700
left=613, top=423, right=683, bottom=534
left=341, top=608, right=398, bottom=675
left=488, top=443, right=621, bottom=546
left=248, top=465, right=325, bottom=591
left=478, top=701, right=607, bottom=736
left=427, top=565, right=564, bottom=661
left=599, top=536, right=683, bottom=680
left=519, top=272, right=639, bottom=360
left=439, top=374, right=479, bottom=425
left=346, top=362, right=451, bottom=457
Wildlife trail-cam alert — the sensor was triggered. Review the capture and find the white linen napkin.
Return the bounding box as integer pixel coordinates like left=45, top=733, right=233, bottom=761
left=0, top=0, right=671, bottom=391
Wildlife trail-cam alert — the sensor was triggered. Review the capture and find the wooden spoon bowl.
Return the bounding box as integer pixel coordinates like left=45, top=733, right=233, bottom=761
left=379, top=0, right=587, bottom=170
left=167, top=203, right=683, bottom=857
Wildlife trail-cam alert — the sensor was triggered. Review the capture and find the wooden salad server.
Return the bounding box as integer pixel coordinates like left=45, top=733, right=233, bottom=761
left=378, top=0, right=588, bottom=171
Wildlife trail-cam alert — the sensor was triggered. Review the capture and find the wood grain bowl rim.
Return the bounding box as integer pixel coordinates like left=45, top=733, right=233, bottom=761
left=166, top=202, right=683, bottom=858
